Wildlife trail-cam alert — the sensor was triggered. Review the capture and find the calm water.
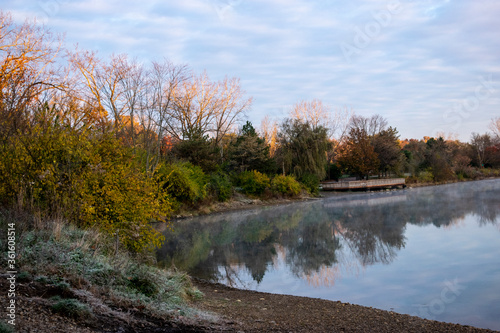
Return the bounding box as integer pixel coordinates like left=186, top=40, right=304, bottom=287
left=157, top=179, right=500, bottom=330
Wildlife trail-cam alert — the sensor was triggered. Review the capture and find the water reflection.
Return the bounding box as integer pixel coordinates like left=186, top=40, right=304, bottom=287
left=157, top=180, right=500, bottom=290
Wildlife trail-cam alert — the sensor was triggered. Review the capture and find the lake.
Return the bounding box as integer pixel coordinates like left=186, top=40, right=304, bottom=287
left=157, top=179, right=500, bottom=331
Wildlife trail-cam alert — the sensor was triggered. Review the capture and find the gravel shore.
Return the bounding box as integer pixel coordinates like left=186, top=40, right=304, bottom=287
left=192, top=279, right=499, bottom=332
left=1, top=273, right=498, bottom=332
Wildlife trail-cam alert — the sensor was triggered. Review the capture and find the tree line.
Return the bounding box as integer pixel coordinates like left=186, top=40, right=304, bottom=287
left=1, top=12, right=499, bottom=251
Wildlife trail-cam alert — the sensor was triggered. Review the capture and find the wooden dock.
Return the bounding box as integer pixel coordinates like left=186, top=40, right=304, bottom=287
left=320, top=178, right=406, bottom=191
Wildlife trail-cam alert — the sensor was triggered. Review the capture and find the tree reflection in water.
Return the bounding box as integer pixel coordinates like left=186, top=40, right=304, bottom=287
left=156, top=180, right=500, bottom=288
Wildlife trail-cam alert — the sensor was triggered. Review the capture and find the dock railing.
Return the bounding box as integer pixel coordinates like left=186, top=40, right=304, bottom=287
left=321, top=178, right=406, bottom=191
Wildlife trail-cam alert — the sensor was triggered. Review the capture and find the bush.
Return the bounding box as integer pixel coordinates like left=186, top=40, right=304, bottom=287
left=418, top=170, right=434, bottom=183
left=478, top=168, right=500, bottom=177
left=78, top=154, right=171, bottom=252
left=157, top=162, right=208, bottom=206
left=430, top=159, right=455, bottom=182
left=455, top=167, right=477, bottom=180
left=0, top=123, right=171, bottom=252
left=209, top=171, right=232, bottom=202
left=300, top=173, right=320, bottom=195
left=238, top=170, right=270, bottom=195
left=405, top=176, right=418, bottom=184
left=50, top=297, right=93, bottom=320
left=271, top=175, right=301, bottom=197
left=128, top=275, right=158, bottom=297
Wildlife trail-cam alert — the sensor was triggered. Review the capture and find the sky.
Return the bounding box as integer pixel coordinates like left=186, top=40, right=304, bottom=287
left=3, top=0, right=500, bottom=141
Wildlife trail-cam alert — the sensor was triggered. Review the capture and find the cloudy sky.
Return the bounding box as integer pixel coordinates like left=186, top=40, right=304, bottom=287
left=4, top=0, right=500, bottom=141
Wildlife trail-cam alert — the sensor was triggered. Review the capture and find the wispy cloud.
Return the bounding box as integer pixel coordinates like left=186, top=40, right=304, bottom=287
left=3, top=0, right=499, bottom=140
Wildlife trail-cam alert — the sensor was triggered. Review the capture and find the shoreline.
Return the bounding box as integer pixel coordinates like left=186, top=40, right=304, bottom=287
left=171, top=176, right=500, bottom=220
left=191, top=278, right=499, bottom=332
left=3, top=274, right=497, bottom=332
left=178, top=177, right=500, bottom=332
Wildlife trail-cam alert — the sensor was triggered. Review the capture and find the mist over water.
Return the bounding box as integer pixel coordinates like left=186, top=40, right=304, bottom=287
left=157, top=179, right=500, bottom=330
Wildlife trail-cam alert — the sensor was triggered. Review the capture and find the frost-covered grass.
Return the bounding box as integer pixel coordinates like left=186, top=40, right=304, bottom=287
left=0, top=209, right=205, bottom=319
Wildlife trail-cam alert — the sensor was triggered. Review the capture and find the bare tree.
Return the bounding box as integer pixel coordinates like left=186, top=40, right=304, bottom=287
left=166, top=71, right=251, bottom=145
left=68, top=49, right=108, bottom=126
left=332, top=105, right=354, bottom=143
left=168, top=70, right=218, bottom=140
left=289, top=99, right=331, bottom=130
left=288, top=100, right=353, bottom=141
left=0, top=11, right=64, bottom=139
left=119, top=57, right=146, bottom=148
left=212, top=76, right=252, bottom=146
left=348, top=114, right=388, bottom=137
left=70, top=51, right=144, bottom=133
left=470, top=133, right=492, bottom=168
left=98, top=54, right=134, bottom=132
left=490, top=117, right=500, bottom=140
left=144, top=59, right=189, bottom=168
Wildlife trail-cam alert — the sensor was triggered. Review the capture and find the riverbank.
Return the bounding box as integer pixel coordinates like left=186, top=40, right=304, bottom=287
left=173, top=175, right=500, bottom=220
left=192, top=278, right=498, bottom=332
left=3, top=275, right=497, bottom=332
left=172, top=191, right=318, bottom=219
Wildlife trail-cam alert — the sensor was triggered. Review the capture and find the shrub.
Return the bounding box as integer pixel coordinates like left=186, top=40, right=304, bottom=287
left=78, top=158, right=171, bottom=252
left=418, top=170, right=434, bottom=183
left=0, top=123, right=172, bottom=252
left=478, top=168, right=500, bottom=177
left=238, top=170, right=270, bottom=195
left=209, top=171, right=232, bottom=202
left=405, top=176, right=418, bottom=184
left=430, top=159, right=455, bottom=182
left=455, top=167, right=477, bottom=180
left=50, top=297, right=93, bottom=320
left=128, top=275, right=158, bottom=297
left=300, top=173, right=320, bottom=195
left=271, top=175, right=301, bottom=197
left=157, top=162, right=208, bottom=206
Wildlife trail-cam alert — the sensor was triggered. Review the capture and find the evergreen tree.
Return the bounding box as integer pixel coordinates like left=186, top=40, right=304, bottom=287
left=226, top=121, right=275, bottom=174
left=170, top=129, right=219, bottom=173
